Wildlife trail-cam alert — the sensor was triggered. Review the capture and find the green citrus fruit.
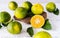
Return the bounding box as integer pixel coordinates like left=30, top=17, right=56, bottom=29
left=46, top=2, right=56, bottom=12
left=31, top=4, right=44, bottom=14
left=22, top=1, right=32, bottom=10
left=7, top=21, right=22, bottom=34
left=33, top=31, right=52, bottom=38
left=14, top=7, right=28, bottom=19
left=0, top=11, right=11, bottom=23
left=8, top=1, right=18, bottom=10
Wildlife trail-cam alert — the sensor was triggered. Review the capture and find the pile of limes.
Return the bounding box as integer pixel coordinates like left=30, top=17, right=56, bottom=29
left=0, top=1, right=59, bottom=38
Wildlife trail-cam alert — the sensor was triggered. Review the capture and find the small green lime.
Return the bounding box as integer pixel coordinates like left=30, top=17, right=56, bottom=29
left=8, top=1, right=18, bottom=10
left=31, top=4, right=44, bottom=15
left=22, top=1, right=32, bottom=11
left=7, top=21, right=22, bottom=34
left=46, top=2, right=56, bottom=12
left=0, top=11, right=11, bottom=23
left=33, top=31, right=52, bottom=38
left=14, top=7, right=28, bottom=19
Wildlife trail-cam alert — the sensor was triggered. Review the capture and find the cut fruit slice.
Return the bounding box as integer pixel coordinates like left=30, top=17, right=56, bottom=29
left=30, top=15, right=45, bottom=28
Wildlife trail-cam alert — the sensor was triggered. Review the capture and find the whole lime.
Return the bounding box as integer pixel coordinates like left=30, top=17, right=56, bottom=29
left=8, top=1, right=18, bottom=10
left=31, top=4, right=44, bottom=15
left=46, top=2, right=56, bottom=12
left=7, top=21, right=22, bottom=34
left=33, top=31, right=52, bottom=38
left=14, top=7, right=28, bottom=19
left=0, top=11, right=11, bottom=23
left=22, top=1, right=32, bottom=10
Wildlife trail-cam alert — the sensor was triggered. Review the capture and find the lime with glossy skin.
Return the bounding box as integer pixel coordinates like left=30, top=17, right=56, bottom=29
left=31, top=4, right=44, bottom=15
left=46, top=2, right=56, bottom=12
left=14, top=7, right=28, bottom=19
left=0, top=11, right=11, bottom=23
left=7, top=21, right=22, bottom=34
left=8, top=1, right=18, bottom=10
left=22, top=1, right=32, bottom=11
left=33, top=31, right=52, bottom=38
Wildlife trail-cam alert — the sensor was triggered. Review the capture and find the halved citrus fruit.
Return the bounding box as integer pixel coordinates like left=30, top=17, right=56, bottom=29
left=30, top=15, right=45, bottom=28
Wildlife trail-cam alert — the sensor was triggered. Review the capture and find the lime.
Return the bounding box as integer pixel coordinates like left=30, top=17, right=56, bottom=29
left=22, top=1, right=32, bottom=11
left=8, top=1, right=18, bottom=10
left=31, top=4, right=44, bottom=14
left=14, top=7, right=28, bottom=19
left=7, top=21, right=22, bottom=34
left=33, top=31, right=52, bottom=38
left=46, top=2, right=56, bottom=12
left=0, top=11, right=11, bottom=23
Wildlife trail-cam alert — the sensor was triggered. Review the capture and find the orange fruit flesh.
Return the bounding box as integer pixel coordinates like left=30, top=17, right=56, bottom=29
left=30, top=15, right=45, bottom=28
